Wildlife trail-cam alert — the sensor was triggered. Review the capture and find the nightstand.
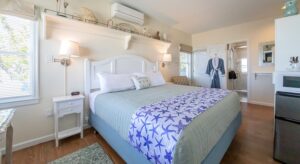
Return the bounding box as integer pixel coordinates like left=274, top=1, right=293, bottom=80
left=53, top=95, right=84, bottom=147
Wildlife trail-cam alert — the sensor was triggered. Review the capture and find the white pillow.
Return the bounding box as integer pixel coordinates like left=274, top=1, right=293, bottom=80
left=133, top=72, right=166, bottom=87
left=97, top=73, right=135, bottom=94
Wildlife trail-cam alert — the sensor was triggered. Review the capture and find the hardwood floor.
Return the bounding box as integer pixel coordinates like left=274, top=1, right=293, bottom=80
left=221, top=103, right=279, bottom=164
left=2, top=103, right=279, bottom=164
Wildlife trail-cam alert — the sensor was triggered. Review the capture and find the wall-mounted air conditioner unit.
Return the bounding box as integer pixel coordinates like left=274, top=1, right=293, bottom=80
left=111, top=3, right=144, bottom=25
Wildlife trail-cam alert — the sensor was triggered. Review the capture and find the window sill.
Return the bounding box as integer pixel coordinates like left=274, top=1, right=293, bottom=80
left=0, top=98, right=40, bottom=109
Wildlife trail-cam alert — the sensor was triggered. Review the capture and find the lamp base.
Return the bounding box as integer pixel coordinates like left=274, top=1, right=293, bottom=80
left=60, top=59, right=70, bottom=66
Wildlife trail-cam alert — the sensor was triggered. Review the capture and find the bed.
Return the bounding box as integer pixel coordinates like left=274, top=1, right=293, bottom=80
left=84, top=55, right=241, bottom=164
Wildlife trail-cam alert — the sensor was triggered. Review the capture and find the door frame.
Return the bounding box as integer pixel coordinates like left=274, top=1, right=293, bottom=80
left=227, top=39, right=250, bottom=102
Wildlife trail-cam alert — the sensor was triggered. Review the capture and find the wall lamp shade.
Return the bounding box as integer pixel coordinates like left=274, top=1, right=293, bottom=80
left=59, top=40, right=80, bottom=58
left=162, top=53, right=172, bottom=67
left=55, top=40, right=80, bottom=66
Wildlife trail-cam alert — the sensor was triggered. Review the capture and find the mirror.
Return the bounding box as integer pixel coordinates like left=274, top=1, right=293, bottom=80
left=259, top=41, right=275, bottom=66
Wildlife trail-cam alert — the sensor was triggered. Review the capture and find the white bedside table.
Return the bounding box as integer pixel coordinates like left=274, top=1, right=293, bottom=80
left=53, top=95, right=84, bottom=147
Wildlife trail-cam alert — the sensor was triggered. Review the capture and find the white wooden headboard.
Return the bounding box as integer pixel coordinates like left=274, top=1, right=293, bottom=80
left=84, top=55, right=158, bottom=96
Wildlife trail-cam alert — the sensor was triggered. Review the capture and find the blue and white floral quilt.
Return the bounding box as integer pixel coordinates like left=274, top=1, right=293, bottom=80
left=128, top=87, right=230, bottom=164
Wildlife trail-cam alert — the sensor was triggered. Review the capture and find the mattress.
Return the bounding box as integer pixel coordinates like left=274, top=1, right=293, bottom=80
left=92, top=84, right=241, bottom=163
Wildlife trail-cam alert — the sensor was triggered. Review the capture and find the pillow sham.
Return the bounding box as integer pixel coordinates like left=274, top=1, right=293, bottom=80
left=132, top=76, right=151, bottom=90
left=97, top=73, right=135, bottom=94
left=133, top=71, right=166, bottom=87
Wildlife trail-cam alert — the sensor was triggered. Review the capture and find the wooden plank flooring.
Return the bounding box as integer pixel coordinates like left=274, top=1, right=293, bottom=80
left=2, top=103, right=279, bottom=164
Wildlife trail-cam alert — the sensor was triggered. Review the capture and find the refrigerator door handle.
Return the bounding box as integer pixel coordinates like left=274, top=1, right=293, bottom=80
left=275, top=116, right=300, bottom=125
left=277, top=91, right=300, bottom=98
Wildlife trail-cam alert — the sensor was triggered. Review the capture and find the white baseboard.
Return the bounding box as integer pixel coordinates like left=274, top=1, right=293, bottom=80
left=1, top=133, right=54, bottom=154
left=1, top=126, right=91, bottom=154
left=248, top=100, right=274, bottom=107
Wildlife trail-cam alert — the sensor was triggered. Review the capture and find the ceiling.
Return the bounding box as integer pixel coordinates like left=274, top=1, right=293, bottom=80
left=113, top=0, right=288, bottom=34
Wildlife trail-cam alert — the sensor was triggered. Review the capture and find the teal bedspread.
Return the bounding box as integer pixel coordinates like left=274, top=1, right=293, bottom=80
left=93, top=84, right=241, bottom=163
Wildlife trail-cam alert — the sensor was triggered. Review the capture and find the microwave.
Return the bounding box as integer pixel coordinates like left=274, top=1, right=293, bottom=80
left=274, top=71, right=300, bottom=93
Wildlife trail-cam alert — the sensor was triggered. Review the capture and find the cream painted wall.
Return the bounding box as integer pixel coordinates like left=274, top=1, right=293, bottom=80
left=8, top=0, right=191, bottom=147
left=192, top=17, right=275, bottom=106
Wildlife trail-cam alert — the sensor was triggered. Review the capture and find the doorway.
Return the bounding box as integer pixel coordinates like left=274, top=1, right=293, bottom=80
left=227, top=41, right=248, bottom=102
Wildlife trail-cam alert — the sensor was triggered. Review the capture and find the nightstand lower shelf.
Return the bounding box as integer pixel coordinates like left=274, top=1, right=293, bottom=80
left=58, top=127, right=82, bottom=140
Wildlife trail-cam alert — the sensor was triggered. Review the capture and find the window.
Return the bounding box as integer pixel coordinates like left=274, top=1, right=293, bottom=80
left=0, top=14, right=38, bottom=108
left=179, top=52, right=192, bottom=78
left=241, top=58, right=247, bottom=73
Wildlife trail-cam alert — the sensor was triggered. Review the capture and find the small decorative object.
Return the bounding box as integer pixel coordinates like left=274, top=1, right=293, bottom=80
left=63, top=1, right=69, bottom=16
left=284, top=0, right=298, bottom=17
left=55, top=0, right=68, bottom=17
left=116, top=23, right=137, bottom=33
left=80, top=7, right=98, bottom=24
left=289, top=56, right=299, bottom=70
left=142, top=27, right=152, bottom=37
left=142, top=27, right=147, bottom=36
left=71, top=91, right=80, bottom=96
left=162, top=33, right=167, bottom=41
left=56, top=0, right=60, bottom=13
left=154, top=31, right=160, bottom=40
left=107, top=19, right=113, bottom=28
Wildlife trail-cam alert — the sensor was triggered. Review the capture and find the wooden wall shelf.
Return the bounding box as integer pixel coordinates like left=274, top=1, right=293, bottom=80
left=41, top=13, right=171, bottom=50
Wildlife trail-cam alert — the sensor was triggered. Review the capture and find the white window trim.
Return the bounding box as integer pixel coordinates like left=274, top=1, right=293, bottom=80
left=179, top=52, right=192, bottom=79
left=0, top=17, right=39, bottom=109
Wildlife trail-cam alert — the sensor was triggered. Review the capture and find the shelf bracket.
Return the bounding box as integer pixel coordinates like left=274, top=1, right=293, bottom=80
left=124, top=35, right=132, bottom=50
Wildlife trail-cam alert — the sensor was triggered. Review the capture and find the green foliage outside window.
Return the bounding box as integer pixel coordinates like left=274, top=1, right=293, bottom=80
left=0, top=15, right=31, bottom=82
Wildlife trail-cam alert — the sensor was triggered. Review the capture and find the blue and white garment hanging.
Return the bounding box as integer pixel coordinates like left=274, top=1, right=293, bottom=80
left=128, top=87, right=230, bottom=164
left=206, top=56, right=225, bottom=88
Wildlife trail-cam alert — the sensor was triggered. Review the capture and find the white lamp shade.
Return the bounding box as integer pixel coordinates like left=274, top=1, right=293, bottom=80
left=59, top=40, right=80, bottom=58
left=162, top=53, right=172, bottom=62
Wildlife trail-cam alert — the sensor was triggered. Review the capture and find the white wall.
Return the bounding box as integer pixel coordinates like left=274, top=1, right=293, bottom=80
left=192, top=17, right=275, bottom=106
left=7, top=0, right=191, bottom=148
left=275, top=14, right=300, bottom=71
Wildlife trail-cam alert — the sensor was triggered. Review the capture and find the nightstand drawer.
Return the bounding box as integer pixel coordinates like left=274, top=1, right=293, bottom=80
left=58, top=106, right=82, bottom=117
left=58, top=100, right=82, bottom=109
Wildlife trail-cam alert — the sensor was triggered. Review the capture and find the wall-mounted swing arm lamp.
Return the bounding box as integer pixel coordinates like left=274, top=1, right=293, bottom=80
left=54, top=40, right=80, bottom=66
left=54, top=40, right=80, bottom=95
left=162, top=53, right=172, bottom=67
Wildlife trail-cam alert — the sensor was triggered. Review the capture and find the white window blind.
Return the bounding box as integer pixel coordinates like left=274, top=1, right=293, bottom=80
left=0, top=0, right=35, bottom=20
left=0, top=14, right=38, bottom=107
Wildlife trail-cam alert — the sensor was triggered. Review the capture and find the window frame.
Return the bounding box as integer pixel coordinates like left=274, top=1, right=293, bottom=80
left=179, top=52, right=192, bottom=79
left=0, top=15, right=39, bottom=109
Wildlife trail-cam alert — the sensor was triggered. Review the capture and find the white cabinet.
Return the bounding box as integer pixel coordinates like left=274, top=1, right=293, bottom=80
left=53, top=95, right=84, bottom=147
left=275, top=14, right=300, bottom=71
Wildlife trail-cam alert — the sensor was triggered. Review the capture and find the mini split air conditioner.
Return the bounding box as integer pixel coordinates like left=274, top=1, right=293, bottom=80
left=111, top=3, right=144, bottom=25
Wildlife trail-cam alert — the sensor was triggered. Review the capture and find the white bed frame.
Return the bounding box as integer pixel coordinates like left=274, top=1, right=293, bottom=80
left=84, top=55, right=158, bottom=98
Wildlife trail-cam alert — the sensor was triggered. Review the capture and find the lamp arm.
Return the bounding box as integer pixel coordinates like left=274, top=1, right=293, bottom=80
left=54, top=58, right=70, bottom=66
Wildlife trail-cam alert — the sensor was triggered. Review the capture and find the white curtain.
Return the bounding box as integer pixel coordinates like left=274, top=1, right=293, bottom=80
left=0, top=0, right=35, bottom=19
